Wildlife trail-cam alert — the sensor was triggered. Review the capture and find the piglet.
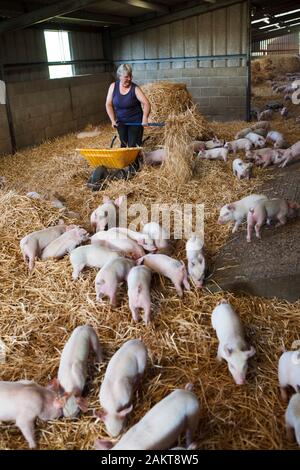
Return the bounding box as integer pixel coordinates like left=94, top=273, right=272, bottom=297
left=251, top=148, right=284, bottom=168
left=41, top=227, right=89, bottom=260
left=234, top=128, right=252, bottom=140
left=95, top=256, right=134, bottom=306
left=266, top=131, right=287, bottom=149
left=20, top=223, right=71, bottom=271
left=285, top=392, right=300, bottom=446
left=70, top=245, right=120, bottom=280
left=211, top=300, right=255, bottom=385
left=232, top=158, right=253, bottom=180
left=257, top=109, right=272, bottom=121
left=57, top=325, right=102, bottom=417
left=95, top=384, right=200, bottom=450
left=224, top=139, right=252, bottom=155
left=97, top=339, right=147, bottom=437
left=247, top=198, right=299, bottom=242
left=144, top=148, right=166, bottom=165
left=0, top=380, right=65, bottom=448
left=90, top=195, right=125, bottom=233
left=245, top=132, right=266, bottom=149
left=252, top=128, right=268, bottom=137
left=106, top=227, right=156, bottom=252
left=127, top=266, right=152, bottom=324
left=91, top=228, right=145, bottom=260
left=142, top=222, right=170, bottom=253
left=198, top=147, right=228, bottom=162
left=186, top=236, right=205, bottom=288
left=217, top=194, right=268, bottom=233
left=138, top=254, right=190, bottom=297
left=205, top=137, right=224, bottom=149
left=278, top=351, right=300, bottom=401
left=279, top=141, right=300, bottom=168
left=251, top=121, right=270, bottom=131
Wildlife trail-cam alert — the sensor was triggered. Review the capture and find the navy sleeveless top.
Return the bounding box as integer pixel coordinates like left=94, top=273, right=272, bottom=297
left=112, top=80, right=143, bottom=124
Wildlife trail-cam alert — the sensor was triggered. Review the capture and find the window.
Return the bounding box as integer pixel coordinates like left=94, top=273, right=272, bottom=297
left=44, top=30, right=73, bottom=79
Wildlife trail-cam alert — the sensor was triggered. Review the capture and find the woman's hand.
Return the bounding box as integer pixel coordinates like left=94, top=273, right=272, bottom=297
left=111, top=120, right=117, bottom=128
left=142, top=118, right=148, bottom=127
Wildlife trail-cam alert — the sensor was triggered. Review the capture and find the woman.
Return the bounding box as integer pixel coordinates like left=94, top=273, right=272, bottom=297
left=106, top=64, right=151, bottom=148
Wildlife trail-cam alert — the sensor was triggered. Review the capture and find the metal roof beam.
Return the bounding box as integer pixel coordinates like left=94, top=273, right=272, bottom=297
left=0, top=0, right=101, bottom=34
left=111, top=0, right=243, bottom=37
left=58, top=11, right=130, bottom=25
left=113, top=0, right=169, bottom=14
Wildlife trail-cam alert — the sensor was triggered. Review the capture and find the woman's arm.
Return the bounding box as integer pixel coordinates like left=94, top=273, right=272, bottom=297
left=135, top=86, right=151, bottom=126
left=106, top=83, right=117, bottom=127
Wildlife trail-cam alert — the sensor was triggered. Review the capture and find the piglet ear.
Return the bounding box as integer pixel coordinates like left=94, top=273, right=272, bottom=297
left=102, top=195, right=110, bottom=203
left=94, top=439, right=113, bottom=450
left=94, top=409, right=106, bottom=421
left=117, top=404, right=133, bottom=417
left=114, top=195, right=125, bottom=207
left=46, top=378, right=61, bottom=392
left=53, top=393, right=70, bottom=409
left=76, top=396, right=88, bottom=413
left=224, top=345, right=233, bottom=357
left=245, top=346, right=256, bottom=358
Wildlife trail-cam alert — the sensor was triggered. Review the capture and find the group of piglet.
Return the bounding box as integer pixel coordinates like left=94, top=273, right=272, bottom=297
left=217, top=193, right=299, bottom=242
left=20, top=195, right=206, bottom=324
left=3, top=299, right=299, bottom=450
left=253, top=72, right=300, bottom=121
left=269, top=72, right=300, bottom=118
left=144, top=122, right=300, bottom=180
left=196, top=122, right=300, bottom=174
left=73, top=196, right=207, bottom=323
left=0, top=325, right=199, bottom=450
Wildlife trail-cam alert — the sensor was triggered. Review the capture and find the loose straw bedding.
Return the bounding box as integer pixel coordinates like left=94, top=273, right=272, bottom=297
left=0, top=81, right=299, bottom=449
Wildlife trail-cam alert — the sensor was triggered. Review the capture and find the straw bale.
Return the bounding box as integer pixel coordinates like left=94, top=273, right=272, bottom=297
left=162, top=106, right=213, bottom=183
left=141, top=82, right=205, bottom=150
left=0, top=81, right=299, bottom=449
left=141, top=82, right=194, bottom=124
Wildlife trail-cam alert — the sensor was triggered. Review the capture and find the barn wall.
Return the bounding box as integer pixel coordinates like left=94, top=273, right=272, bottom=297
left=112, top=2, right=249, bottom=121
left=0, top=73, right=111, bottom=154
left=0, top=105, right=11, bottom=155
left=0, top=29, right=49, bottom=82
left=0, top=28, right=110, bottom=154
left=0, top=29, right=106, bottom=82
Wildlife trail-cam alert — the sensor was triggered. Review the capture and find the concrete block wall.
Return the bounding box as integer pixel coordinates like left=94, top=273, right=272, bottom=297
left=132, top=66, right=247, bottom=121
left=1, top=73, right=111, bottom=152
left=112, top=1, right=249, bottom=121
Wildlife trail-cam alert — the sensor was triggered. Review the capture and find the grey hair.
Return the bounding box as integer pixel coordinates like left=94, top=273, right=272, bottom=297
left=116, top=63, right=132, bottom=78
